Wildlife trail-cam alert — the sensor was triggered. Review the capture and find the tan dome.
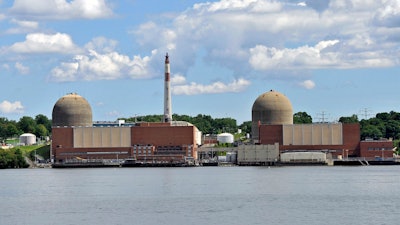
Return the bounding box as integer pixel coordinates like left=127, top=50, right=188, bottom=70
left=52, top=93, right=92, bottom=127
left=251, top=90, right=293, bottom=141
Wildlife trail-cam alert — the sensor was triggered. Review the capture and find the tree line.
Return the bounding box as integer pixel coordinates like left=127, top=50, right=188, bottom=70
left=0, top=114, right=51, bottom=143
left=121, top=114, right=240, bottom=134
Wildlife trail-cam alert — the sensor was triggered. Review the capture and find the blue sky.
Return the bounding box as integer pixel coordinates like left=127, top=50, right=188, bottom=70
left=1, top=0, right=400, bottom=124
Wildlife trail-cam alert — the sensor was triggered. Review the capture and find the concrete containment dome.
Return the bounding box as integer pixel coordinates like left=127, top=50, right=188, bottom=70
left=52, top=93, right=93, bottom=127
left=251, top=90, right=293, bottom=142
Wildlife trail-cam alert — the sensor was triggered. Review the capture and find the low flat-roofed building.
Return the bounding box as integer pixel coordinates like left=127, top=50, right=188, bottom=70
left=360, top=138, right=394, bottom=160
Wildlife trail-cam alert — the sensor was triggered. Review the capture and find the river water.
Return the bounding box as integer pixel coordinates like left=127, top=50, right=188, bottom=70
left=1, top=166, right=399, bottom=225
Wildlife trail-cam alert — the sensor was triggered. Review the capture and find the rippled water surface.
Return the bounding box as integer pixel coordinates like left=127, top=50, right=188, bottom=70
left=1, top=166, right=399, bottom=225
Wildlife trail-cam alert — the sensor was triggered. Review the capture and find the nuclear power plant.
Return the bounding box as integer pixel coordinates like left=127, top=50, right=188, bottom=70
left=246, top=90, right=394, bottom=165
left=51, top=54, right=200, bottom=167
left=51, top=54, right=395, bottom=167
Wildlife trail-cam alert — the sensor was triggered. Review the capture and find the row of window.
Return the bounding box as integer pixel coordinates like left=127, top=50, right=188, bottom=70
left=367, top=147, right=392, bottom=151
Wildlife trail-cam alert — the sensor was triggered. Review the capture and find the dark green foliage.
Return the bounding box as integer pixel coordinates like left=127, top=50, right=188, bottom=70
left=339, top=114, right=359, bottom=123
left=0, top=148, right=29, bottom=169
left=0, top=115, right=51, bottom=142
left=28, top=145, right=50, bottom=160
left=35, top=114, right=52, bottom=132
left=359, top=111, right=400, bottom=140
left=239, top=121, right=252, bottom=134
left=0, top=118, right=19, bottom=142
left=293, top=112, right=312, bottom=124
left=18, top=116, right=36, bottom=134
left=121, top=113, right=237, bottom=134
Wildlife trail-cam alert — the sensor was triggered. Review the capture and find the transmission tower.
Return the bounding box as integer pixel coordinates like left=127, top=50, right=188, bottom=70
left=316, top=111, right=330, bottom=123
left=358, top=108, right=373, bottom=120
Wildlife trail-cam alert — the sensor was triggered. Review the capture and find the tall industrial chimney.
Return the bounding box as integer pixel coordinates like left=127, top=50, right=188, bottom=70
left=163, top=53, right=172, bottom=122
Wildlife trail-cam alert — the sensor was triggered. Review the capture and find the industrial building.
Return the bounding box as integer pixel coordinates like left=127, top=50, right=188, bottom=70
left=51, top=54, right=201, bottom=166
left=249, top=89, right=394, bottom=164
left=50, top=52, right=395, bottom=167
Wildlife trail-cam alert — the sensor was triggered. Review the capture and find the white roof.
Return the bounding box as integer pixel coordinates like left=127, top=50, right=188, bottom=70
left=20, top=133, right=36, bottom=137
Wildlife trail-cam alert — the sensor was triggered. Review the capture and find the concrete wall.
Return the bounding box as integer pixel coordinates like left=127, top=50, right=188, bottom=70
left=280, top=152, right=327, bottom=163
left=282, top=123, right=343, bottom=145
left=73, top=127, right=131, bottom=148
left=237, top=143, right=279, bottom=164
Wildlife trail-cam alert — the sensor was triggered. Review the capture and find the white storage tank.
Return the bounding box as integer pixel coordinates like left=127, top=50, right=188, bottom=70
left=19, top=133, right=37, bottom=145
left=217, top=133, right=234, bottom=144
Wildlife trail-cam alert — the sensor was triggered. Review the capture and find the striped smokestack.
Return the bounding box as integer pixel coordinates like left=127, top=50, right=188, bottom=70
left=163, top=53, right=172, bottom=122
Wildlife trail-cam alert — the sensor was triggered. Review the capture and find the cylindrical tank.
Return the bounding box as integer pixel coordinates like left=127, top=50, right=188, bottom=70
left=252, top=90, right=293, bottom=142
left=52, top=93, right=93, bottom=127
left=19, top=133, right=36, bottom=145
left=217, top=133, right=234, bottom=144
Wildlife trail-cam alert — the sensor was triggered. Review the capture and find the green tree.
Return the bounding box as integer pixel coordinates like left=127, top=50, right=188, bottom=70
left=385, top=120, right=400, bottom=139
left=6, top=123, right=20, bottom=138
left=35, top=124, right=48, bottom=138
left=214, top=118, right=237, bottom=133
left=376, top=112, right=390, bottom=121
left=18, top=116, right=36, bottom=133
left=239, top=121, right=252, bottom=135
left=293, top=112, right=312, bottom=124
left=35, top=114, right=51, bottom=132
left=361, top=124, right=383, bottom=140
left=339, top=114, right=359, bottom=123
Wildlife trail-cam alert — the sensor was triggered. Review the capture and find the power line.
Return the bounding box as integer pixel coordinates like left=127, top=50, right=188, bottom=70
left=358, top=108, right=373, bottom=120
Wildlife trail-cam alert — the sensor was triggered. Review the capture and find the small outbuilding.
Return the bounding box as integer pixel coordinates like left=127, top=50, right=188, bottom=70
left=19, top=133, right=36, bottom=146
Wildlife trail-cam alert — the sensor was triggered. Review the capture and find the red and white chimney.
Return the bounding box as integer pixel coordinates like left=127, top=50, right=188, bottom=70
left=163, top=53, right=172, bottom=122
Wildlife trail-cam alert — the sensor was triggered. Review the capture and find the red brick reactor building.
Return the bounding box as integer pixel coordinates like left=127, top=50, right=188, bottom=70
left=252, top=90, right=394, bottom=160
left=51, top=54, right=200, bottom=166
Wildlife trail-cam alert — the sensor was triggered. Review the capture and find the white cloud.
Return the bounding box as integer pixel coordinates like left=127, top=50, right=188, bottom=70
left=171, top=74, right=187, bottom=85
left=297, top=2, right=307, bottom=7
left=299, top=80, right=315, bottom=89
left=0, top=101, right=24, bottom=114
left=15, top=62, right=29, bottom=74
left=249, top=40, right=340, bottom=70
left=6, top=19, right=39, bottom=34
left=84, top=37, right=118, bottom=53
left=172, top=78, right=251, bottom=95
left=9, top=33, right=80, bottom=54
left=49, top=43, right=158, bottom=82
left=12, top=19, right=38, bottom=29
left=130, top=0, right=400, bottom=84
left=10, top=0, right=113, bottom=20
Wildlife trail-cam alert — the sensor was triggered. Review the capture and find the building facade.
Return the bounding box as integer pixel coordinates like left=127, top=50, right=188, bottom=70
left=52, top=123, right=198, bottom=164
left=359, top=139, right=394, bottom=159
left=258, top=123, right=361, bottom=157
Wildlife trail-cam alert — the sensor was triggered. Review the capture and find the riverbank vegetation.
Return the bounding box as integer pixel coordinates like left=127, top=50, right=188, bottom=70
left=0, top=144, right=49, bottom=169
